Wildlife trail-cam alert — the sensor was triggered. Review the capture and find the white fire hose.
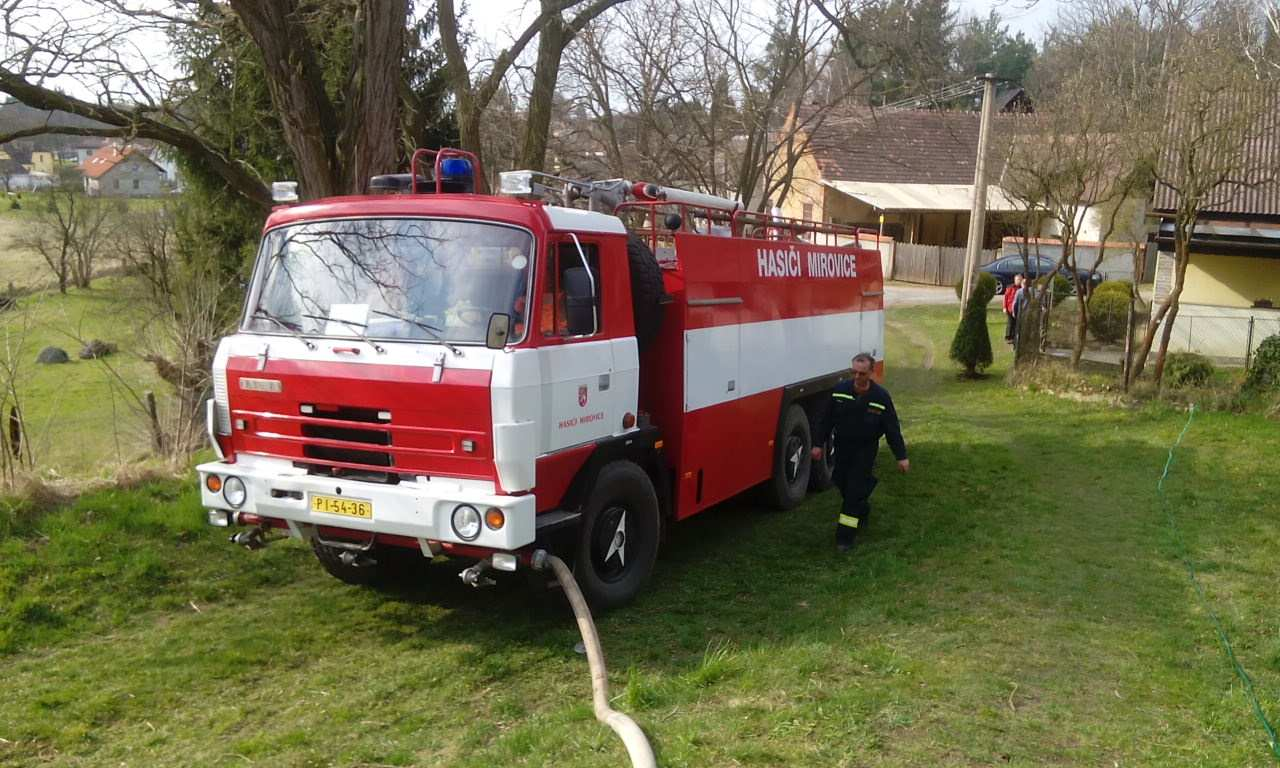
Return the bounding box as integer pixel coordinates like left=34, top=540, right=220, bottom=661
left=534, top=550, right=657, bottom=768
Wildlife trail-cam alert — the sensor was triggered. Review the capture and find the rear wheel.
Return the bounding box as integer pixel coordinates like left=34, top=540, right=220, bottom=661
left=765, top=404, right=812, bottom=509
left=574, top=460, right=661, bottom=610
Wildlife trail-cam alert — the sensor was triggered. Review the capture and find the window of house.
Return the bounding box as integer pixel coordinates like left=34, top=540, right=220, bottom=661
left=801, top=203, right=814, bottom=221
left=541, top=240, right=601, bottom=338
left=132, top=179, right=140, bottom=190
left=113, top=179, right=120, bottom=190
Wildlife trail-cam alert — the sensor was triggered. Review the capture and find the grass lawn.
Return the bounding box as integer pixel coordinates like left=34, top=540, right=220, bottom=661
left=0, top=207, right=56, bottom=291
left=1, top=305, right=1278, bottom=767
left=1, top=278, right=164, bottom=476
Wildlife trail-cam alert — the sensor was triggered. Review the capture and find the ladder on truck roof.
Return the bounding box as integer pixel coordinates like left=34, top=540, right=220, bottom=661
left=498, top=169, right=877, bottom=249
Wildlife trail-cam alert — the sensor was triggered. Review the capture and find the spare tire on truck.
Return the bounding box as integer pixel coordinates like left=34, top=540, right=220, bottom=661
left=627, top=234, right=665, bottom=349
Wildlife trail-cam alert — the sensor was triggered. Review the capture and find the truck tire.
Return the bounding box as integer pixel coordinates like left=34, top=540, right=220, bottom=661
left=574, top=460, right=661, bottom=610
left=766, top=403, right=812, bottom=509
left=627, top=234, right=665, bottom=350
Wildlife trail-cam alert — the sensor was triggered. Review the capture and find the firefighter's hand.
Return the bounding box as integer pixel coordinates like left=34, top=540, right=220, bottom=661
left=898, top=459, right=910, bottom=473
left=810, top=446, right=823, bottom=460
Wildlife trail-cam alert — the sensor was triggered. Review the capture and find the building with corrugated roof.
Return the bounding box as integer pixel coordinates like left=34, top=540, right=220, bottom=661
left=1150, top=86, right=1280, bottom=361
left=780, top=106, right=1031, bottom=249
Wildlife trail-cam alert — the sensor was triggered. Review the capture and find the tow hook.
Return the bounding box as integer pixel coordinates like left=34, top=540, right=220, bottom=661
left=229, top=526, right=269, bottom=550
left=459, top=560, right=495, bottom=588
left=338, top=550, right=378, bottom=568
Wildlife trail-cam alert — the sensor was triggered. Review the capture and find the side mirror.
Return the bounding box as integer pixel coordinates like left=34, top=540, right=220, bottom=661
left=562, top=267, right=597, bottom=335
left=485, top=313, right=511, bottom=349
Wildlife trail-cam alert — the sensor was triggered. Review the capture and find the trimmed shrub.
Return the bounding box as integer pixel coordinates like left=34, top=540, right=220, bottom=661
left=1093, top=280, right=1133, bottom=298
left=949, top=291, right=993, bottom=377
left=1163, top=352, right=1214, bottom=388
left=1035, top=274, right=1072, bottom=303
left=1088, top=290, right=1129, bottom=343
left=953, top=271, right=999, bottom=303
left=1244, top=333, right=1280, bottom=392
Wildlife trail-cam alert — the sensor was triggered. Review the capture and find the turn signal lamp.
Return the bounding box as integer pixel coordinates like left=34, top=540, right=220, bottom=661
left=205, top=474, right=222, bottom=493
left=485, top=507, right=506, bottom=530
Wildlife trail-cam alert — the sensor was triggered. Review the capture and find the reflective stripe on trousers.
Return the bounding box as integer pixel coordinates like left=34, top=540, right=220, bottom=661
left=838, top=513, right=860, bottom=528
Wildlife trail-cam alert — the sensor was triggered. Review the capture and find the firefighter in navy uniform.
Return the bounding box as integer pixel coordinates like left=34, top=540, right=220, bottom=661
left=812, top=353, right=910, bottom=552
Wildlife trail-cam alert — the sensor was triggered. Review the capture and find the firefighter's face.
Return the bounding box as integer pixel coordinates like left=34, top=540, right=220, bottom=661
left=851, top=359, right=872, bottom=389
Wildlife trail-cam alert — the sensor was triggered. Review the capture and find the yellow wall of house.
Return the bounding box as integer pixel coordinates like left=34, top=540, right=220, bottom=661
left=781, top=151, right=825, bottom=221
left=779, top=144, right=1013, bottom=247
left=1184, top=253, right=1280, bottom=308
left=30, top=152, right=56, bottom=175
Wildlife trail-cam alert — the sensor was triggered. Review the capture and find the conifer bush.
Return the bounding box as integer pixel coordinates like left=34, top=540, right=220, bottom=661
left=950, top=289, right=994, bottom=377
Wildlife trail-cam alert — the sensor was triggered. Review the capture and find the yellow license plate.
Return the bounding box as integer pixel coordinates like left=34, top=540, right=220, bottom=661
left=310, top=494, right=373, bottom=520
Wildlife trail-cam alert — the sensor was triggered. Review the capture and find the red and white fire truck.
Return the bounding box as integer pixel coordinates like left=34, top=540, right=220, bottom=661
left=198, top=149, right=885, bottom=607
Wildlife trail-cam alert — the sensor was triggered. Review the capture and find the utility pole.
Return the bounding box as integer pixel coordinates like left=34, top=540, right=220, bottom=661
left=960, top=73, right=997, bottom=315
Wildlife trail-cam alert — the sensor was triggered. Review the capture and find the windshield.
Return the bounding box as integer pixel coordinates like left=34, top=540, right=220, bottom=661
left=245, top=218, right=534, bottom=344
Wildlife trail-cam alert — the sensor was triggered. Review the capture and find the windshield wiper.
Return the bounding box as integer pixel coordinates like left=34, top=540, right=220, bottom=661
left=300, top=313, right=386, bottom=354
left=370, top=308, right=461, bottom=355
left=250, top=308, right=316, bottom=351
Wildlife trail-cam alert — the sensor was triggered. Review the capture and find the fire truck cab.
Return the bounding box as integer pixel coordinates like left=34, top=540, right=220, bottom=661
left=198, top=150, right=884, bottom=608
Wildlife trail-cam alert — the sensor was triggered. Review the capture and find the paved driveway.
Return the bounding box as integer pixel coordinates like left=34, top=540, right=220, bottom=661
left=883, top=281, right=958, bottom=307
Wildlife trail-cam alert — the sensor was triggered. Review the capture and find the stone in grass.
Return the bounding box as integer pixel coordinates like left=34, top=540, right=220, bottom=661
left=36, top=346, right=70, bottom=364
left=79, top=340, right=118, bottom=360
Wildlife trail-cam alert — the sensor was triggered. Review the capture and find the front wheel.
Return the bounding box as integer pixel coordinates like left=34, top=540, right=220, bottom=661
left=574, top=460, right=661, bottom=610
left=311, top=539, right=393, bottom=586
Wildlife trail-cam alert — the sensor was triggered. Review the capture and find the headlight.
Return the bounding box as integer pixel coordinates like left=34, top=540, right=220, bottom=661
left=222, top=476, right=247, bottom=508
left=451, top=504, right=481, bottom=541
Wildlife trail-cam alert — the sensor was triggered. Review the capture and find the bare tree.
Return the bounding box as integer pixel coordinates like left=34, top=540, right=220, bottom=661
left=1129, top=44, right=1274, bottom=383
left=555, top=0, right=887, bottom=208
left=0, top=0, right=409, bottom=207
left=112, top=202, right=238, bottom=456
left=11, top=174, right=117, bottom=293
left=1002, top=72, right=1149, bottom=367
left=0, top=300, right=36, bottom=486
left=436, top=0, right=629, bottom=181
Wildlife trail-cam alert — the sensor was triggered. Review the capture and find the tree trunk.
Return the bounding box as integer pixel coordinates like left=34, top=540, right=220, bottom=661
left=519, top=11, right=567, bottom=172
left=338, top=0, right=409, bottom=192
left=1130, top=219, right=1192, bottom=382
left=230, top=0, right=342, bottom=199
left=437, top=0, right=482, bottom=163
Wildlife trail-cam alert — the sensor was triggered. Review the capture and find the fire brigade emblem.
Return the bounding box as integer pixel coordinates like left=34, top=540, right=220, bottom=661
left=578, top=385, right=589, bottom=408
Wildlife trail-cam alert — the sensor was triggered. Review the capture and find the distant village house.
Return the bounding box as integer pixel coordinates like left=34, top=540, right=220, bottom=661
left=81, top=145, right=169, bottom=197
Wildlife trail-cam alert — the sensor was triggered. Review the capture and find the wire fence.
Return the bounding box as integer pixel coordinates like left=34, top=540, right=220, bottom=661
left=1043, top=295, right=1280, bottom=369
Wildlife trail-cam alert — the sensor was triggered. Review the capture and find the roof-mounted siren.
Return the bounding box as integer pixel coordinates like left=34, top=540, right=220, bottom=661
left=367, top=148, right=485, bottom=195
left=410, top=147, right=482, bottom=194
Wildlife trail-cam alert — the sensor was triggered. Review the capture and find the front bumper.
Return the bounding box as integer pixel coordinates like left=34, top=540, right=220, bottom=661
left=196, top=455, right=535, bottom=551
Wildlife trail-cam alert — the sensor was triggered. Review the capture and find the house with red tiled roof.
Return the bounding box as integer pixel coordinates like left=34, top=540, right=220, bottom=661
left=780, top=107, right=1029, bottom=249
left=81, top=144, right=168, bottom=197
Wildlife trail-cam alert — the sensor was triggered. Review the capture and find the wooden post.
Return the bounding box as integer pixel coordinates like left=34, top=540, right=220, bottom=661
left=960, top=73, right=997, bottom=316
left=145, top=390, right=165, bottom=454
left=1245, top=316, right=1255, bottom=369
left=1122, top=291, right=1136, bottom=390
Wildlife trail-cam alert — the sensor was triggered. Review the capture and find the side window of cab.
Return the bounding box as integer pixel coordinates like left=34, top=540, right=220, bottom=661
left=541, top=239, right=601, bottom=339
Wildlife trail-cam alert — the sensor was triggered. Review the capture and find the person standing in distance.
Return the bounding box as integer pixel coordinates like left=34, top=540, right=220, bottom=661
left=1003, top=273, right=1023, bottom=343
left=811, top=353, right=909, bottom=552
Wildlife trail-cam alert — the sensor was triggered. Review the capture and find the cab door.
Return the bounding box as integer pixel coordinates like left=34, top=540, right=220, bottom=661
left=536, top=237, right=623, bottom=453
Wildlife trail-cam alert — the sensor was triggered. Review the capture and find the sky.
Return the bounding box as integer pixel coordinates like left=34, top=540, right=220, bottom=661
left=958, top=0, right=1063, bottom=40
left=477, top=0, right=1067, bottom=52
